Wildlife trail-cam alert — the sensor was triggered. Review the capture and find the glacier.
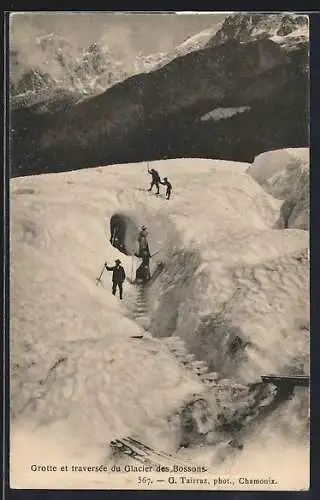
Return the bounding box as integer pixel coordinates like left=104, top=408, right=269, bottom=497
left=10, top=152, right=309, bottom=489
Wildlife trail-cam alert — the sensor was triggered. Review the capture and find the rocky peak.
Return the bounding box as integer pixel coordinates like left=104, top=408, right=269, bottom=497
left=78, top=42, right=115, bottom=75
left=134, top=51, right=168, bottom=73
left=11, top=34, right=131, bottom=99
left=12, top=68, right=56, bottom=95
left=35, top=33, right=74, bottom=57
left=210, top=12, right=308, bottom=46
left=87, top=41, right=100, bottom=54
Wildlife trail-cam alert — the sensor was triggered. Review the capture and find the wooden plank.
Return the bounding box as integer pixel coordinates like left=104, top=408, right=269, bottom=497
left=261, top=375, right=309, bottom=387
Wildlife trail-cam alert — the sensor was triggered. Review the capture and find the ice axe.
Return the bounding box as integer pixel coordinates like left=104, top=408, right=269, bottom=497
left=96, top=263, right=105, bottom=286
left=150, top=248, right=162, bottom=258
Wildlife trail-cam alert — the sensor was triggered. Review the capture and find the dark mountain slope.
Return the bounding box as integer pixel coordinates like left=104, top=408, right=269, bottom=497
left=11, top=14, right=308, bottom=177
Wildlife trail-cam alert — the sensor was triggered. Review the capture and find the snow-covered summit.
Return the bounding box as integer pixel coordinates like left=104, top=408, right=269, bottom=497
left=147, top=12, right=309, bottom=74
left=11, top=34, right=130, bottom=100
left=210, top=12, right=308, bottom=46
left=148, top=26, right=222, bottom=71
left=35, top=32, right=74, bottom=54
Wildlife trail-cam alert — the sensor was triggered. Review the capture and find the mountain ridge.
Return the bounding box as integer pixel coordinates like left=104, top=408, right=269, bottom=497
left=11, top=13, right=309, bottom=177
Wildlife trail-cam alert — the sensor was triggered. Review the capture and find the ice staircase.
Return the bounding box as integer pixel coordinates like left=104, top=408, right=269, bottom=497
left=126, top=280, right=245, bottom=396
left=119, top=281, right=309, bottom=467
left=126, top=281, right=216, bottom=382
left=161, top=336, right=218, bottom=385
left=133, top=285, right=149, bottom=322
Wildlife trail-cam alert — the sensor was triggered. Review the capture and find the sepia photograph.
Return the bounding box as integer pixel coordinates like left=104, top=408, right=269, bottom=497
left=9, top=11, right=309, bottom=490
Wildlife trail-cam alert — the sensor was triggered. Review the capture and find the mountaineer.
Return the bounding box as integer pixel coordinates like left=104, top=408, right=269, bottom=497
left=147, top=167, right=161, bottom=195
left=135, top=248, right=151, bottom=283
left=137, top=225, right=149, bottom=256
left=135, top=261, right=151, bottom=283
left=140, top=247, right=151, bottom=265
left=105, top=259, right=126, bottom=300
left=160, top=177, right=172, bottom=200
left=135, top=228, right=151, bottom=283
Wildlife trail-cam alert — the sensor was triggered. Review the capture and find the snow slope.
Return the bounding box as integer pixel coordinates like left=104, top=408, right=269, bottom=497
left=247, top=148, right=309, bottom=230
left=10, top=155, right=309, bottom=488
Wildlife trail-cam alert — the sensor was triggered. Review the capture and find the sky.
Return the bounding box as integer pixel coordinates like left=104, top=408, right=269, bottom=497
left=10, top=12, right=228, bottom=58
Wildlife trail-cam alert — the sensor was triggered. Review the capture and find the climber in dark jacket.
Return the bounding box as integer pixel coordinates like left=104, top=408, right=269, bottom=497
left=136, top=225, right=149, bottom=257
left=160, top=177, right=172, bottom=200
left=142, top=247, right=151, bottom=263
left=147, top=168, right=161, bottom=195
left=105, top=259, right=126, bottom=299
left=134, top=243, right=152, bottom=283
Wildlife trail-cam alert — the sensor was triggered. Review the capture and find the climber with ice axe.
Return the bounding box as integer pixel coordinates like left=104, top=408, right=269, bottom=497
left=96, top=259, right=126, bottom=299
left=104, top=259, right=126, bottom=300
left=147, top=165, right=161, bottom=195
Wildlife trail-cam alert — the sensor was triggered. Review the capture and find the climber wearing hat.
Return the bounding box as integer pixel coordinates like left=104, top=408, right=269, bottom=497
left=160, top=176, right=172, bottom=200
left=105, top=259, right=126, bottom=299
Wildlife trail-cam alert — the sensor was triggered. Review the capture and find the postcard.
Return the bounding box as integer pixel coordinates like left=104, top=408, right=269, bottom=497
left=9, top=10, right=310, bottom=491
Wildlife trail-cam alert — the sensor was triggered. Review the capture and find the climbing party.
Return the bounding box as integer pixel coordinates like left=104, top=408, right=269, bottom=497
left=97, top=164, right=172, bottom=294
left=147, top=163, right=173, bottom=199
left=97, top=216, right=158, bottom=291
